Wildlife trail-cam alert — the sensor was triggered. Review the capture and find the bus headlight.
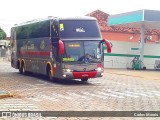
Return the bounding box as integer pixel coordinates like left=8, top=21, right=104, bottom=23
left=101, top=73, right=104, bottom=76
left=63, top=69, right=73, bottom=72
left=63, top=74, right=67, bottom=78
left=95, top=67, right=102, bottom=71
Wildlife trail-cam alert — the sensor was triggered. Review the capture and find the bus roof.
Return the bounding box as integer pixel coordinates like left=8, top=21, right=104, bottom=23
left=13, top=16, right=97, bottom=27
left=59, top=16, right=97, bottom=21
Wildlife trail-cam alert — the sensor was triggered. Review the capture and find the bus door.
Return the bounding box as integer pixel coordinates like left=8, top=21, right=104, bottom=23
left=51, top=19, right=62, bottom=77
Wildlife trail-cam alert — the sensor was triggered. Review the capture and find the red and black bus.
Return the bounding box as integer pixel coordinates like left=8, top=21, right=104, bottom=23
left=11, top=16, right=111, bottom=81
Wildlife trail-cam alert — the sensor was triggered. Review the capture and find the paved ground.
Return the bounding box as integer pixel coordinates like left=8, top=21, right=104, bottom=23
left=107, top=68, right=160, bottom=80
left=0, top=60, right=160, bottom=120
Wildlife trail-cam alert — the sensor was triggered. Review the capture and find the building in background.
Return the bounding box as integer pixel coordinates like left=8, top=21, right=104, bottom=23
left=0, top=40, right=11, bottom=61
left=87, top=10, right=160, bottom=69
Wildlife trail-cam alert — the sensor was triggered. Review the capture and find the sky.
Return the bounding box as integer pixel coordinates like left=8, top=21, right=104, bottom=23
left=1, top=0, right=160, bottom=37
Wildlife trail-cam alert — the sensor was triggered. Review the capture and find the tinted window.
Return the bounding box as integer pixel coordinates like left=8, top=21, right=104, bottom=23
left=16, top=20, right=50, bottom=39
left=59, top=20, right=101, bottom=39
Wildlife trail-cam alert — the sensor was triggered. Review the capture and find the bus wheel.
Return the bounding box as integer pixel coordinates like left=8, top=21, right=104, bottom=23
left=19, top=63, right=25, bottom=74
left=19, top=67, right=23, bottom=74
left=81, top=78, right=88, bottom=82
left=18, top=62, right=22, bottom=74
left=47, top=67, right=53, bottom=81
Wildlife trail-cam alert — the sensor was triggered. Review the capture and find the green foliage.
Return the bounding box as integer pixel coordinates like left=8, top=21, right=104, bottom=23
left=0, top=27, right=6, bottom=40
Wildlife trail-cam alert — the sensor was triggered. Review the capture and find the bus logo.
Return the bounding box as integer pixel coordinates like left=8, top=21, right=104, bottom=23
left=40, top=40, right=45, bottom=50
left=76, top=27, right=85, bottom=32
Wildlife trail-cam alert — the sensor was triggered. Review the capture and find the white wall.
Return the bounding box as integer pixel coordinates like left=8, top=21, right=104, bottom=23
left=104, top=41, right=160, bottom=69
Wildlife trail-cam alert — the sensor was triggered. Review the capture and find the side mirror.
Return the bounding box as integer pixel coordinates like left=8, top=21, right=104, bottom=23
left=99, top=39, right=111, bottom=53
left=59, top=40, right=64, bottom=55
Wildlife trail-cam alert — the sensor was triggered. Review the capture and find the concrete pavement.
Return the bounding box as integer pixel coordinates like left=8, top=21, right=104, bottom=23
left=0, top=58, right=13, bottom=99
left=106, top=68, right=160, bottom=80
left=0, top=59, right=159, bottom=99
left=0, top=60, right=160, bottom=119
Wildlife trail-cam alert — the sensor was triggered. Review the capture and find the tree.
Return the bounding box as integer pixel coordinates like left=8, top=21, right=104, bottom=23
left=0, top=27, right=6, bottom=40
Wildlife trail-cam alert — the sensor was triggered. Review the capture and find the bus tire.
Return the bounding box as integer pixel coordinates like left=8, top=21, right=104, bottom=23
left=19, top=62, right=26, bottom=74
left=47, top=66, right=53, bottom=81
left=19, top=66, right=23, bottom=74
left=17, top=61, right=22, bottom=74
left=81, top=78, right=88, bottom=82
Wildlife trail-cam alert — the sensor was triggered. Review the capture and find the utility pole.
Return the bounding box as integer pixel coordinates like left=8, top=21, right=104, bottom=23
left=139, top=25, right=145, bottom=69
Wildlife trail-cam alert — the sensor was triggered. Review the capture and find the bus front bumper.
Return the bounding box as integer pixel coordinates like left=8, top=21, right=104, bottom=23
left=62, top=71, right=103, bottom=79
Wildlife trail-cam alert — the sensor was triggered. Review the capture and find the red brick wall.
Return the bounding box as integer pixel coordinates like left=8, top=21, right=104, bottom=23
left=102, top=32, right=158, bottom=43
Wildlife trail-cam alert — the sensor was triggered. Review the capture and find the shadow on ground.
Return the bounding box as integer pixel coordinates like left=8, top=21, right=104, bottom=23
left=19, top=72, right=93, bottom=86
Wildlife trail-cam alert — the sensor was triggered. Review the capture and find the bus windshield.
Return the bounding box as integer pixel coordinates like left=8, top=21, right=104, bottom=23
left=62, top=41, right=102, bottom=63
left=59, top=20, right=101, bottom=39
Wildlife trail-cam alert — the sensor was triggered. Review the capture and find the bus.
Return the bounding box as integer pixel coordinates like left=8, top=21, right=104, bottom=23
left=11, top=16, right=111, bottom=81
